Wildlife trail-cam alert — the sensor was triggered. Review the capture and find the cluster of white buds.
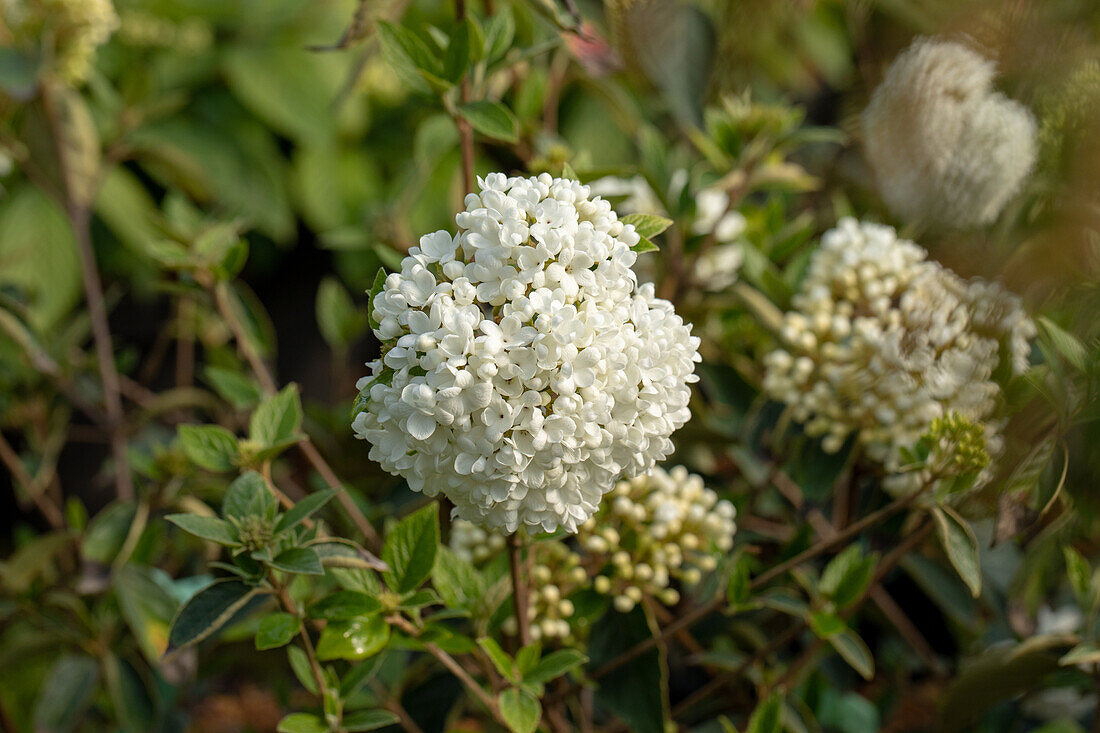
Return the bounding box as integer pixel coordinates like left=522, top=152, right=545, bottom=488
left=763, top=218, right=1034, bottom=494
left=862, top=37, right=1037, bottom=228
left=353, top=173, right=700, bottom=534
left=3, top=0, right=119, bottom=83
left=582, top=465, right=736, bottom=612
left=450, top=466, right=736, bottom=641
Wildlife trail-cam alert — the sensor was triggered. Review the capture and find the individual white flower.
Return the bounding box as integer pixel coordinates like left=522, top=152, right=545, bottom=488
left=354, top=174, right=701, bottom=533
left=862, top=37, right=1037, bottom=228
left=762, top=218, right=1034, bottom=493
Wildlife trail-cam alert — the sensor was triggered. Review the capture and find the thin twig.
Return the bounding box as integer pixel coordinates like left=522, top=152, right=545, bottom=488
left=389, top=615, right=507, bottom=727
left=209, top=281, right=382, bottom=550
left=589, top=480, right=935, bottom=681
left=40, top=86, right=133, bottom=501
left=509, top=532, right=532, bottom=647
left=0, top=431, right=65, bottom=528
left=275, top=582, right=329, bottom=700
left=772, top=468, right=943, bottom=673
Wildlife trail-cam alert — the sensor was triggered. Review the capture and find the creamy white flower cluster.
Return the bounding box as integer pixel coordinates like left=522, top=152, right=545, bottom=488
left=582, top=465, right=737, bottom=613
left=452, top=466, right=736, bottom=641
left=862, top=38, right=1037, bottom=228
left=353, top=174, right=701, bottom=533
left=589, top=174, right=745, bottom=291
left=3, top=0, right=119, bottom=83
left=762, top=218, right=1034, bottom=493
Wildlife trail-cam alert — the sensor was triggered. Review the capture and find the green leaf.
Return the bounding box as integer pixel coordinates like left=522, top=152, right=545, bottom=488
left=936, top=634, right=1074, bottom=732
left=630, top=237, right=659, bottom=253
left=277, top=713, right=328, bottom=733
left=340, top=656, right=384, bottom=697
left=103, top=653, right=155, bottom=733
left=828, top=629, right=875, bottom=680
left=114, top=565, right=179, bottom=663
left=37, top=84, right=100, bottom=209
left=1038, top=316, right=1088, bottom=372
left=478, top=637, right=517, bottom=681
left=746, top=692, right=783, bottom=733
left=1060, top=643, right=1100, bottom=666
left=366, top=267, right=387, bottom=331
left=203, top=365, right=263, bottom=409
left=432, top=546, right=486, bottom=609
left=309, top=591, right=383, bottom=621
left=621, top=213, right=673, bottom=239
left=250, top=384, right=303, bottom=448
left=344, top=710, right=401, bottom=732
left=484, top=7, right=515, bottom=61
left=223, top=471, right=277, bottom=522
left=179, top=424, right=240, bottom=472
left=932, top=506, right=982, bottom=598
left=443, top=17, right=483, bottom=82
left=726, top=554, right=752, bottom=608
left=457, top=101, right=519, bottom=143
left=287, top=646, right=318, bottom=694
left=316, top=276, right=368, bottom=349
left=1063, top=546, right=1093, bottom=609
left=524, top=649, right=587, bottom=685
left=376, top=21, right=446, bottom=93
left=515, top=643, right=542, bottom=677
left=275, top=488, right=340, bottom=535
left=499, top=688, right=541, bottom=733
left=167, top=578, right=265, bottom=653
left=256, top=612, right=301, bottom=650
left=33, top=655, right=99, bottom=733
left=166, top=514, right=238, bottom=545
left=270, top=548, right=324, bottom=576
left=588, top=607, right=669, bottom=733
left=820, top=545, right=877, bottom=610
left=809, top=611, right=846, bottom=639
left=81, top=501, right=136, bottom=564
left=382, top=502, right=440, bottom=593
left=316, top=615, right=390, bottom=661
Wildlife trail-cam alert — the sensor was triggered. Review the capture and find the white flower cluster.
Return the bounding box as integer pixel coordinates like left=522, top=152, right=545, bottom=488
left=762, top=218, right=1034, bottom=493
left=353, top=174, right=700, bottom=533
left=862, top=37, right=1037, bottom=228
left=589, top=174, right=745, bottom=290
left=3, top=0, right=119, bottom=83
left=452, top=466, right=736, bottom=641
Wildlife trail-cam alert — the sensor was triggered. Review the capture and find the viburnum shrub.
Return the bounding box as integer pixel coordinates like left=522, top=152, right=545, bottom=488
left=1, top=1, right=1099, bottom=733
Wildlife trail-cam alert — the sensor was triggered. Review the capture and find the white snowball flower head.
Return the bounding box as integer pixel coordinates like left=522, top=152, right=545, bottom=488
left=763, top=218, right=1034, bottom=493
left=862, top=37, right=1037, bottom=228
left=353, top=173, right=701, bottom=533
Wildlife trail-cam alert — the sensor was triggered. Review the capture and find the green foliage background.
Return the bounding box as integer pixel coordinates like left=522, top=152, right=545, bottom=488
left=1, top=0, right=1100, bottom=732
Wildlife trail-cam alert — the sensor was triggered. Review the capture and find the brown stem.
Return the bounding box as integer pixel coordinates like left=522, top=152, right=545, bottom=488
left=175, top=295, right=195, bottom=389
left=372, top=681, right=425, bottom=733
left=589, top=481, right=935, bottom=681
left=763, top=520, right=934, bottom=696
left=0, top=431, right=64, bottom=529
left=69, top=201, right=133, bottom=500
left=773, top=467, right=943, bottom=673
left=276, top=583, right=329, bottom=701
left=389, top=615, right=507, bottom=726
left=210, top=281, right=382, bottom=550
left=509, top=532, right=532, bottom=647
left=39, top=86, right=133, bottom=501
